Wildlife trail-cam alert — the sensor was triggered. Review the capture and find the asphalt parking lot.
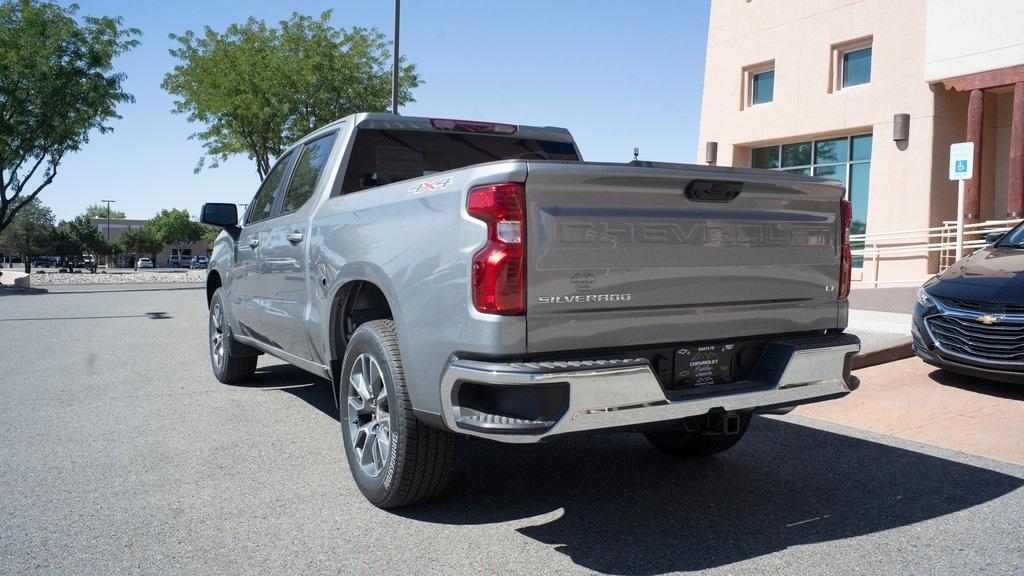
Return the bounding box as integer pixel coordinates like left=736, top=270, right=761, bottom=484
left=1, top=287, right=1022, bottom=575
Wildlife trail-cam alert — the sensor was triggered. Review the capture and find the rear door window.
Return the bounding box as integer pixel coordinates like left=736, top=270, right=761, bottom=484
left=340, top=129, right=579, bottom=194
left=280, top=133, right=337, bottom=215
left=246, top=152, right=293, bottom=224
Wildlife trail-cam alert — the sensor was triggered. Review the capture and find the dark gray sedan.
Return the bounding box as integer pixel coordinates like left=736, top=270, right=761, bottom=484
left=913, top=222, right=1024, bottom=383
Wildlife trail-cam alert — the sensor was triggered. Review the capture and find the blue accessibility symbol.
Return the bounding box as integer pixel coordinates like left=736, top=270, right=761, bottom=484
left=955, top=159, right=967, bottom=173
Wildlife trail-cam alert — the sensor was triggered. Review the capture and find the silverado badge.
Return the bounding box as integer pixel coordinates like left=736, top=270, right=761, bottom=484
left=976, top=314, right=1003, bottom=325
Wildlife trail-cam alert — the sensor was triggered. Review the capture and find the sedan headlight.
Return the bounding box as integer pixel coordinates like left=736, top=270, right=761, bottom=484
left=916, top=287, right=934, bottom=307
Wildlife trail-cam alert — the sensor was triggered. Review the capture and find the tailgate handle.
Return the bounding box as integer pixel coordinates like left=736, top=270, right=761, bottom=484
left=685, top=180, right=743, bottom=202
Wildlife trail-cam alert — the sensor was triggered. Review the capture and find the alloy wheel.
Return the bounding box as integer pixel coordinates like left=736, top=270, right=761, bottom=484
left=346, top=353, right=392, bottom=477
left=210, top=302, right=225, bottom=370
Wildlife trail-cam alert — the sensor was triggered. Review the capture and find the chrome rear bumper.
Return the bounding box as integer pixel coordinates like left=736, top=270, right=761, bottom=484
left=440, top=334, right=860, bottom=443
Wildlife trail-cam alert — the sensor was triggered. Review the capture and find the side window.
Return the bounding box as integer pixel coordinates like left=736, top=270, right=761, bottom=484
left=246, top=152, right=292, bottom=225
left=280, top=133, right=337, bottom=215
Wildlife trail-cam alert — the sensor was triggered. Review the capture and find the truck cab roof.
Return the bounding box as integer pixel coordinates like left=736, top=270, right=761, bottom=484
left=292, top=113, right=576, bottom=156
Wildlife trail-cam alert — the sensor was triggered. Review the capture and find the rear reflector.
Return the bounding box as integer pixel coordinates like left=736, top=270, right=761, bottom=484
left=839, top=199, right=852, bottom=300
left=467, top=183, right=526, bottom=315
left=430, top=118, right=518, bottom=135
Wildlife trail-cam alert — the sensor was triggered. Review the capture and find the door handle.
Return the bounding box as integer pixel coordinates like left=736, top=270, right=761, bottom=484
left=287, top=231, right=304, bottom=244
left=247, top=238, right=260, bottom=248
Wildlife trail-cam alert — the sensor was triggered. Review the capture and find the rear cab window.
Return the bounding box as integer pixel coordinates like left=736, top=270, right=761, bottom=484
left=339, top=129, right=579, bottom=195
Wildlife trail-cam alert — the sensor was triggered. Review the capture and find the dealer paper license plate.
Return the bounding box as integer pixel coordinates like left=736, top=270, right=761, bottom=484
left=675, top=344, right=736, bottom=387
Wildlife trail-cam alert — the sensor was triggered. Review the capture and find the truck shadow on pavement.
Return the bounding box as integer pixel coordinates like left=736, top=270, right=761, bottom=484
left=238, top=363, right=338, bottom=420
left=239, top=363, right=1024, bottom=575
left=402, top=418, right=1024, bottom=575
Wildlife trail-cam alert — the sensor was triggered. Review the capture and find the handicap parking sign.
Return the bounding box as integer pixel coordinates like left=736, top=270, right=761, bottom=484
left=949, top=142, right=974, bottom=181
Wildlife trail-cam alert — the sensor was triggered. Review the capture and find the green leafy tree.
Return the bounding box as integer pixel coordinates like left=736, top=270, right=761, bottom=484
left=200, top=223, right=221, bottom=247
left=116, top=225, right=163, bottom=269
left=48, top=215, right=107, bottom=268
left=51, top=215, right=108, bottom=267
left=162, top=10, right=419, bottom=179
left=0, top=198, right=54, bottom=271
left=114, top=226, right=143, bottom=262
left=49, top=222, right=81, bottom=265
left=0, top=0, right=140, bottom=236
left=82, top=203, right=126, bottom=219
left=69, top=215, right=109, bottom=254
left=146, top=208, right=203, bottom=247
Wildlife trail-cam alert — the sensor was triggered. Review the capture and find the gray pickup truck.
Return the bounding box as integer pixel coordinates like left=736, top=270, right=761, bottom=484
left=200, top=113, right=860, bottom=508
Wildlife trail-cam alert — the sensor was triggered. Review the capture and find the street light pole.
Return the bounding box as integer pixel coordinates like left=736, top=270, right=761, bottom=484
left=101, top=199, right=116, bottom=269
left=101, top=199, right=116, bottom=242
left=391, top=0, right=400, bottom=115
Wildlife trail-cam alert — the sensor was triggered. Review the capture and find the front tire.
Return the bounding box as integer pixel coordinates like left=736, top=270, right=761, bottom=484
left=208, top=288, right=257, bottom=383
left=340, top=319, right=455, bottom=508
left=644, top=412, right=753, bottom=458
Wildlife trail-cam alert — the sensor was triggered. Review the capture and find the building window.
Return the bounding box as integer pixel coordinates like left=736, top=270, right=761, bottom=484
left=752, top=69, right=774, bottom=105
left=742, top=60, right=774, bottom=109
left=831, top=37, right=872, bottom=91
left=842, top=47, right=872, bottom=87
left=751, top=133, right=872, bottom=266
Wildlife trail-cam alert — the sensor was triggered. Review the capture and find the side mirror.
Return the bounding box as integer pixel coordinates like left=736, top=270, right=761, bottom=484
left=201, top=203, right=239, bottom=228
left=984, top=232, right=1004, bottom=245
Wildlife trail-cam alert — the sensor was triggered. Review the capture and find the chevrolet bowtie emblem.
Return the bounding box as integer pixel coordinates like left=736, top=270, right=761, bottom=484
left=976, top=314, right=1002, bottom=325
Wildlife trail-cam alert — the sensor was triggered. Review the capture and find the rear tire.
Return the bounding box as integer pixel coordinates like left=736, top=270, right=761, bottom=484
left=644, top=413, right=753, bottom=458
left=208, top=288, right=257, bottom=384
left=339, top=319, right=455, bottom=508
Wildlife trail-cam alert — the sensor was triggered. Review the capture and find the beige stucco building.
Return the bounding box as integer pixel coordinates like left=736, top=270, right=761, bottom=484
left=697, top=0, right=1024, bottom=282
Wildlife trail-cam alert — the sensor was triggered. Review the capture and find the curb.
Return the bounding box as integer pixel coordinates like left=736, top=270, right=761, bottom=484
left=0, top=286, right=48, bottom=295
left=852, top=337, right=914, bottom=370
left=38, top=282, right=205, bottom=294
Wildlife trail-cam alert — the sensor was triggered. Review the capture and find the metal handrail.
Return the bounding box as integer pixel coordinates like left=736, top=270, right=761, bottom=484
left=849, top=218, right=1020, bottom=242
left=851, top=218, right=1021, bottom=286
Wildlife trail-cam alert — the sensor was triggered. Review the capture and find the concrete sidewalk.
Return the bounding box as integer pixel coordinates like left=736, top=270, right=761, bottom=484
left=848, top=284, right=918, bottom=314
left=796, top=356, right=1024, bottom=465
left=846, top=309, right=912, bottom=353
left=844, top=285, right=917, bottom=367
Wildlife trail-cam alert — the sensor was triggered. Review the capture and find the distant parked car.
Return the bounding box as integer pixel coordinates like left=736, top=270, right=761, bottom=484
left=168, top=255, right=182, bottom=268
left=136, top=258, right=154, bottom=269
left=78, top=255, right=97, bottom=273
left=190, top=256, right=208, bottom=269
left=913, top=222, right=1024, bottom=384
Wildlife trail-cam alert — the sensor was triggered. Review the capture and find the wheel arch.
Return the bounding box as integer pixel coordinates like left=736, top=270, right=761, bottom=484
left=206, top=269, right=222, bottom=308
left=327, top=279, right=396, bottom=365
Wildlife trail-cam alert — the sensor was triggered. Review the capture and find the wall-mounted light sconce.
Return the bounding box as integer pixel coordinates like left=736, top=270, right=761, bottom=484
left=893, top=113, right=910, bottom=141
left=705, top=141, right=718, bottom=165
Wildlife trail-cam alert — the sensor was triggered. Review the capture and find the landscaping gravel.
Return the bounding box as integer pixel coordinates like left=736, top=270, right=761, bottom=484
left=28, top=269, right=207, bottom=286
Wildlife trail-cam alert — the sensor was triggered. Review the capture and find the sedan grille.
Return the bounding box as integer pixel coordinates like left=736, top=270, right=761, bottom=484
left=925, top=314, right=1024, bottom=366
left=935, top=296, right=1024, bottom=315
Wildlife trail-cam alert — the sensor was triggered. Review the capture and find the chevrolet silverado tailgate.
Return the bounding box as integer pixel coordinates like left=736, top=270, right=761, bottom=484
left=524, top=161, right=844, bottom=353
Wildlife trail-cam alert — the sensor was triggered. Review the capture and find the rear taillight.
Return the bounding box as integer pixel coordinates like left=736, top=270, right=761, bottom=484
left=467, top=183, right=526, bottom=315
left=839, top=199, right=852, bottom=300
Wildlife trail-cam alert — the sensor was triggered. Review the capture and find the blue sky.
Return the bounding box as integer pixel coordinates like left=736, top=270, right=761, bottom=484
left=44, top=0, right=711, bottom=221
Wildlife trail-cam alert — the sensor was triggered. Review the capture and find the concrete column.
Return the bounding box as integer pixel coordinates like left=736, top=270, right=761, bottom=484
left=1009, top=81, right=1024, bottom=218
left=965, top=89, right=984, bottom=222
